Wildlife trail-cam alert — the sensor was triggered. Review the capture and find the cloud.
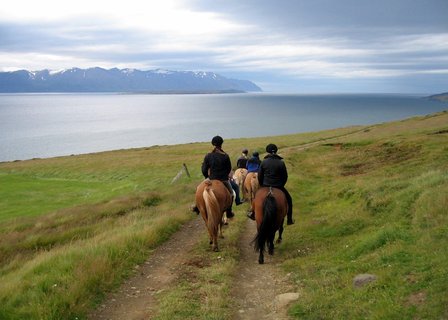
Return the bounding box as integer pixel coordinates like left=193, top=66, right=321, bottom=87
left=0, top=0, right=447, bottom=92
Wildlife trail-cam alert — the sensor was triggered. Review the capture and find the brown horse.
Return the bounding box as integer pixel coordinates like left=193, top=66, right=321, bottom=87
left=195, top=179, right=232, bottom=251
left=252, top=187, right=288, bottom=264
left=233, top=168, right=248, bottom=200
left=244, top=172, right=259, bottom=212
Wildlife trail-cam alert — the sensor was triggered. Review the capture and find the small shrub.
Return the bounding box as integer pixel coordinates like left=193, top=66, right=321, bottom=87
left=142, top=195, right=162, bottom=207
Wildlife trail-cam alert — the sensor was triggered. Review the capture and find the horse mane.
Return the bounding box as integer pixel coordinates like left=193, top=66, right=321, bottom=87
left=203, top=185, right=220, bottom=237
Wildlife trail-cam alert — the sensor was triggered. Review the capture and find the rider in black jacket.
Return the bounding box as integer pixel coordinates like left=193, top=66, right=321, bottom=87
left=254, top=143, right=294, bottom=225
left=236, top=148, right=249, bottom=169
left=200, top=135, right=235, bottom=217
left=202, top=136, right=232, bottom=181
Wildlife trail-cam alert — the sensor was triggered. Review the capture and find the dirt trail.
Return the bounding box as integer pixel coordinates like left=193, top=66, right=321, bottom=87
left=88, top=217, right=204, bottom=320
left=231, top=218, right=295, bottom=320
left=88, top=129, right=374, bottom=319
left=88, top=216, right=296, bottom=319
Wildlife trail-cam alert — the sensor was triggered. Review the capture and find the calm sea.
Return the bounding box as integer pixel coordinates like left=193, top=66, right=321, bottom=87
left=0, top=93, right=446, bottom=162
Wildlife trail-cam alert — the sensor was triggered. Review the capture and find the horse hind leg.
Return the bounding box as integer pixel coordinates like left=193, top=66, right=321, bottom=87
left=212, top=225, right=221, bottom=252
left=208, top=230, right=213, bottom=245
left=211, top=224, right=220, bottom=251
left=276, top=224, right=284, bottom=244
left=268, top=242, right=274, bottom=255
left=206, top=223, right=214, bottom=246
left=219, top=220, right=224, bottom=239
left=202, top=218, right=213, bottom=245
left=268, top=233, right=275, bottom=255
left=258, top=250, right=264, bottom=264
left=212, top=236, right=219, bottom=252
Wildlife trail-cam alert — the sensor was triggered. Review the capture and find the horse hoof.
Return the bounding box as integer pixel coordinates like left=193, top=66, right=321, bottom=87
left=258, top=258, right=264, bottom=264
left=213, top=247, right=219, bottom=252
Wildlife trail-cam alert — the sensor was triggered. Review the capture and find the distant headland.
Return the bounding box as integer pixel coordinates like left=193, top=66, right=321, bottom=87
left=428, top=92, right=448, bottom=102
left=0, top=67, right=262, bottom=94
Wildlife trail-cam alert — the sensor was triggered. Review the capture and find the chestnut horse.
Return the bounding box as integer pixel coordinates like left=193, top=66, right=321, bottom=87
left=233, top=168, right=248, bottom=200
left=252, top=187, right=288, bottom=264
left=195, top=179, right=232, bottom=251
left=244, top=172, right=259, bottom=212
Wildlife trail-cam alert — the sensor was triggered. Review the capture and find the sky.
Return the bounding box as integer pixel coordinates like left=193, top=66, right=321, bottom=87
left=0, top=0, right=447, bottom=93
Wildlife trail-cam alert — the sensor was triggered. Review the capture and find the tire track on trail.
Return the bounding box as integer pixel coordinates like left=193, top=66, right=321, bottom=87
left=88, top=217, right=204, bottom=320
left=88, top=215, right=297, bottom=319
left=283, top=124, right=377, bottom=153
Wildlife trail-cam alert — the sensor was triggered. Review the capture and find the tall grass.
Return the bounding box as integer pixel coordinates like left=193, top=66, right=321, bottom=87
left=0, top=200, right=188, bottom=319
left=281, top=112, right=448, bottom=319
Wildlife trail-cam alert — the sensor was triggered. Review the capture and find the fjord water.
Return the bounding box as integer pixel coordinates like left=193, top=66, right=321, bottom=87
left=0, top=93, right=446, bottom=162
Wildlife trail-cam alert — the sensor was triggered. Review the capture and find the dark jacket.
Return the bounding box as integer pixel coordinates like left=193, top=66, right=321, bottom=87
left=258, top=154, right=288, bottom=187
left=202, top=147, right=232, bottom=181
left=236, top=156, right=248, bottom=169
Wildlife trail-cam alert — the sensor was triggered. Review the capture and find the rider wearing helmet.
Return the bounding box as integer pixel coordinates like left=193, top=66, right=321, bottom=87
left=254, top=143, right=294, bottom=225
left=200, top=135, right=235, bottom=217
left=236, top=148, right=249, bottom=169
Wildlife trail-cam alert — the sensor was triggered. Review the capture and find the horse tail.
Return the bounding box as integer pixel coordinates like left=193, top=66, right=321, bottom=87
left=203, top=185, right=220, bottom=236
left=253, top=189, right=277, bottom=254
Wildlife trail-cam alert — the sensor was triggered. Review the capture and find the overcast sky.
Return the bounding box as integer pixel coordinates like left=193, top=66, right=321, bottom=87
left=1, top=0, right=447, bottom=93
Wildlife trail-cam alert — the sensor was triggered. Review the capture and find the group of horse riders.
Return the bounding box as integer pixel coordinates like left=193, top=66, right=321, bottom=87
left=193, top=135, right=294, bottom=226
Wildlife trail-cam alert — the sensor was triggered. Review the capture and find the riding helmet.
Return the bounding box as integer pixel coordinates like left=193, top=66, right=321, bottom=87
left=211, top=135, right=224, bottom=147
left=253, top=151, right=259, bottom=157
left=242, top=148, right=248, bottom=154
left=266, top=143, right=278, bottom=154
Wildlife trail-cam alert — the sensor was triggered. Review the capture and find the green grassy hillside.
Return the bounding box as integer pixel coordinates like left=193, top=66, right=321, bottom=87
left=0, top=110, right=447, bottom=319
left=281, top=111, right=448, bottom=318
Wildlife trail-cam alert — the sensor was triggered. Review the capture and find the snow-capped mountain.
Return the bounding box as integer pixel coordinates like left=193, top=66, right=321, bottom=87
left=0, top=67, right=262, bottom=93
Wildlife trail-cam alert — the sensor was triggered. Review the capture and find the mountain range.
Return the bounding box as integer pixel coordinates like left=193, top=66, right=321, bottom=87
left=0, top=67, right=262, bottom=93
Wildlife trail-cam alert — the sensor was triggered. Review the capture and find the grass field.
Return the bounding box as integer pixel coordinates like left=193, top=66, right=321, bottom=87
left=0, top=110, right=447, bottom=319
